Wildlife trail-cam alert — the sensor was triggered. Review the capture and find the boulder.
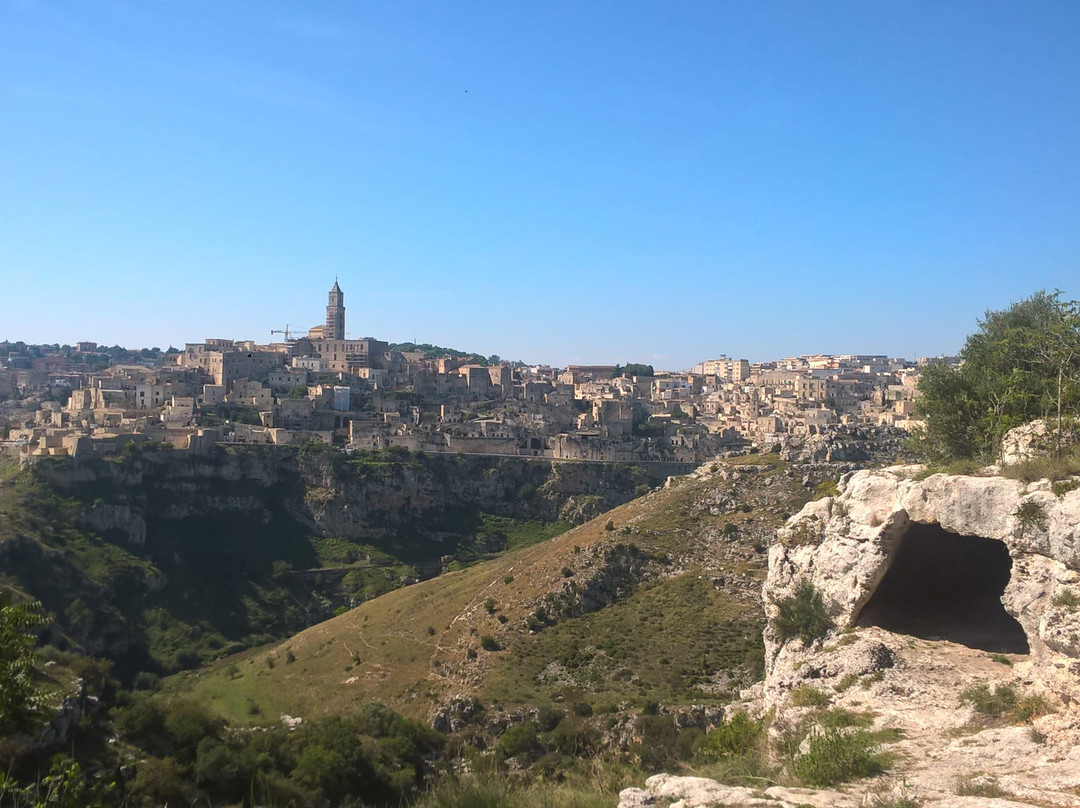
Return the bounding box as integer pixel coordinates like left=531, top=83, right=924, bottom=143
left=1001, top=419, right=1051, bottom=465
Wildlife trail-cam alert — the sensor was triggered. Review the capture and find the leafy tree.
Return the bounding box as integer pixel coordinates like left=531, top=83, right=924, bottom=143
left=0, top=593, right=47, bottom=736
left=0, top=754, right=116, bottom=808
left=912, top=290, right=1080, bottom=462
left=129, top=756, right=193, bottom=806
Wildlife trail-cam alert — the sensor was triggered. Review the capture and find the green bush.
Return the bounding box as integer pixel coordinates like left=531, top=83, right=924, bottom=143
left=958, top=682, right=1051, bottom=723
left=695, top=712, right=764, bottom=761
left=674, top=727, right=705, bottom=761
left=1052, top=478, right=1080, bottom=497
left=632, top=714, right=678, bottom=770
left=959, top=682, right=1017, bottom=716
left=548, top=721, right=598, bottom=757
left=814, top=479, right=839, bottom=499
left=163, top=698, right=226, bottom=764
left=498, top=720, right=539, bottom=759
left=480, top=635, right=500, bottom=652
left=1012, top=693, right=1054, bottom=722
left=773, top=580, right=834, bottom=646
left=194, top=737, right=268, bottom=803
left=1013, top=499, right=1047, bottom=532
left=129, top=757, right=194, bottom=806
left=789, top=684, right=831, bottom=707
left=1052, top=588, right=1079, bottom=611
left=793, top=728, right=886, bottom=786
left=537, top=704, right=565, bottom=732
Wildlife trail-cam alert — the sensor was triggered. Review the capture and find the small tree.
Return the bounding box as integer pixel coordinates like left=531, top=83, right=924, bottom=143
left=1026, top=296, right=1080, bottom=456
left=0, top=593, right=47, bottom=735
left=913, top=290, right=1080, bottom=462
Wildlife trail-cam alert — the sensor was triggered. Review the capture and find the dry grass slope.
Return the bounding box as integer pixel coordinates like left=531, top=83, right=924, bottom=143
left=176, top=455, right=830, bottom=726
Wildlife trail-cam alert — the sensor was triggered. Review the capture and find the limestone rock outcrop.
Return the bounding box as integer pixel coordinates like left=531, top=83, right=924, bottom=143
left=623, top=465, right=1080, bottom=807
left=617, top=775, right=862, bottom=808
left=1001, top=419, right=1078, bottom=466
left=765, top=466, right=1080, bottom=682
left=1001, top=419, right=1051, bottom=466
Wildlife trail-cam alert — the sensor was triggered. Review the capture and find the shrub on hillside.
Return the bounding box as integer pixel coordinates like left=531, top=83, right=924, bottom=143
left=959, top=682, right=1017, bottom=716
left=793, top=727, right=886, bottom=786
left=498, top=720, right=539, bottom=759
left=695, top=712, right=764, bottom=761
left=772, top=579, right=834, bottom=646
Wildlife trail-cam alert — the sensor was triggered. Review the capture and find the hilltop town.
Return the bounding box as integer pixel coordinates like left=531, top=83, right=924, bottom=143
left=1, top=282, right=927, bottom=465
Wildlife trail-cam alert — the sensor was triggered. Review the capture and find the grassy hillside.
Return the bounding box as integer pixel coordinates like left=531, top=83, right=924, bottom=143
left=177, top=454, right=832, bottom=727
left=0, top=452, right=849, bottom=806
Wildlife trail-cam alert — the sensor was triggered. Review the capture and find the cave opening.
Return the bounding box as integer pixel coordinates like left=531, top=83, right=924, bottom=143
left=856, top=522, right=1029, bottom=654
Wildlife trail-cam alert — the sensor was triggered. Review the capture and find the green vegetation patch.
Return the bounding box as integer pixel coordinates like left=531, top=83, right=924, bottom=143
left=1052, top=588, right=1080, bottom=611
left=477, top=514, right=575, bottom=551
left=959, top=681, right=1053, bottom=724
left=1002, top=447, right=1080, bottom=484
left=772, top=579, right=834, bottom=646
left=792, top=727, right=888, bottom=787
left=485, top=573, right=764, bottom=708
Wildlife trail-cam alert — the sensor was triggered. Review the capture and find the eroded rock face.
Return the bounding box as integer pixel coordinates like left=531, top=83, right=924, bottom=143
left=765, top=467, right=1080, bottom=686
left=624, top=466, right=1080, bottom=808
left=617, top=775, right=864, bottom=808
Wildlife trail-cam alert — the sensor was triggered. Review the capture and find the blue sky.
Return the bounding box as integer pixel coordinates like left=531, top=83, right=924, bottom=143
left=2, top=1, right=1078, bottom=368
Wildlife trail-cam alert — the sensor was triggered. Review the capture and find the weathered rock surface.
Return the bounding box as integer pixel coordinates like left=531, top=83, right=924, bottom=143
left=777, top=425, right=912, bottom=465
left=617, top=775, right=863, bottom=807
left=1001, top=419, right=1079, bottom=466
left=623, top=466, right=1080, bottom=808
left=745, top=466, right=1080, bottom=807
left=765, top=467, right=1080, bottom=674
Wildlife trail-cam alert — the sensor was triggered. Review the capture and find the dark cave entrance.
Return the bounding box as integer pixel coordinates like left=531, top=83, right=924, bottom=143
left=856, top=522, right=1029, bottom=654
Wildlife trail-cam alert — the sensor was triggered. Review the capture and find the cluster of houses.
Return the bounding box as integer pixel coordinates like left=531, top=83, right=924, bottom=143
left=0, top=284, right=931, bottom=465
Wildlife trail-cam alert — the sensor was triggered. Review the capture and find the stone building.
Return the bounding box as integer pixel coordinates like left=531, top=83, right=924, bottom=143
left=326, top=279, right=345, bottom=340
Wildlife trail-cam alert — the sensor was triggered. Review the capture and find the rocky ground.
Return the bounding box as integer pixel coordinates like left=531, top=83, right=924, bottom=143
left=620, top=625, right=1080, bottom=807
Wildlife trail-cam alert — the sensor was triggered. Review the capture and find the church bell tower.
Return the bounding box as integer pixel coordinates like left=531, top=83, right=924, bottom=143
left=326, top=280, right=345, bottom=340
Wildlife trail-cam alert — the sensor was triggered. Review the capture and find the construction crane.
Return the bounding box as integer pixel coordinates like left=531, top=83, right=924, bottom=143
left=270, top=325, right=298, bottom=342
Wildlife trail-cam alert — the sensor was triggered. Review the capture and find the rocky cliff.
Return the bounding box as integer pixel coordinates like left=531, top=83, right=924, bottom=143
left=620, top=467, right=1080, bottom=807
left=4, top=445, right=679, bottom=678
left=766, top=467, right=1080, bottom=672
left=752, top=467, right=1080, bottom=805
